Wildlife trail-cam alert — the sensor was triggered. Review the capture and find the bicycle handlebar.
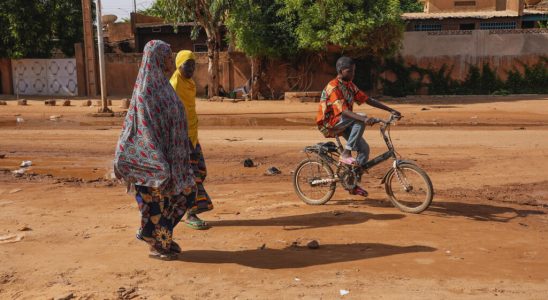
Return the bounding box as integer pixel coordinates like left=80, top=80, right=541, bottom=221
left=368, top=113, right=402, bottom=126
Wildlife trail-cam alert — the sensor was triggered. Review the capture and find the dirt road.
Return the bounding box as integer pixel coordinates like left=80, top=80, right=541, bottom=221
left=0, top=96, right=547, bottom=299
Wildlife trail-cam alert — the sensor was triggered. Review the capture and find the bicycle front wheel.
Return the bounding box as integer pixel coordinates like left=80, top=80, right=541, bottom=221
left=385, top=163, right=433, bottom=213
left=293, top=158, right=336, bottom=205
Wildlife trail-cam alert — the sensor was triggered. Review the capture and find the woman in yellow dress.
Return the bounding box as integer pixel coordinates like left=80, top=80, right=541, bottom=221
left=170, top=50, right=213, bottom=230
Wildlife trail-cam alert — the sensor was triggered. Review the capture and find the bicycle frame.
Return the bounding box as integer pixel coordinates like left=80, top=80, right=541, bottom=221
left=334, top=119, right=398, bottom=171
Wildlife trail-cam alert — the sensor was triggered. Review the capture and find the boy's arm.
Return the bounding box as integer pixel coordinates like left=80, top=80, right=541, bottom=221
left=365, top=97, right=401, bottom=116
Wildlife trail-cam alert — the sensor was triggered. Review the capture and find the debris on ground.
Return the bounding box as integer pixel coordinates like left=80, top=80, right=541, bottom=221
left=45, top=99, right=56, bottom=106
left=421, top=107, right=430, bottom=111
left=54, top=292, right=75, bottom=300
left=17, top=99, right=27, bottom=106
left=62, top=100, right=71, bottom=106
left=307, top=240, right=320, bottom=249
left=0, top=154, right=5, bottom=159
left=20, top=161, right=32, bottom=167
left=81, top=100, right=92, bottom=107
left=120, top=98, right=130, bottom=109
left=50, top=115, right=62, bottom=121
left=340, top=289, right=350, bottom=296
left=0, top=101, right=7, bottom=105
left=243, top=158, right=255, bottom=168
left=16, top=117, right=24, bottom=123
left=9, top=188, right=22, bottom=194
left=117, top=286, right=138, bottom=300
left=0, top=233, right=24, bottom=244
left=18, top=226, right=32, bottom=232
left=265, top=166, right=282, bottom=175
left=258, top=243, right=266, bottom=250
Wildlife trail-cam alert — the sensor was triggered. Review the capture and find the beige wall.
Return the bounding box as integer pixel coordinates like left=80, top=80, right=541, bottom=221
left=426, top=0, right=497, bottom=12
left=401, top=29, right=548, bottom=80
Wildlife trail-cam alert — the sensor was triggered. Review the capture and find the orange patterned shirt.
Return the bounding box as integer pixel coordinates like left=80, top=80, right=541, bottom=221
left=316, top=78, right=369, bottom=137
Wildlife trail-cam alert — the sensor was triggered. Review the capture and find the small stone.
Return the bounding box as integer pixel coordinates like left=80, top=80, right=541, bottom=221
left=120, top=98, right=130, bottom=109
left=258, top=243, right=266, bottom=250
left=18, top=226, right=32, bottom=231
left=0, top=101, right=7, bottom=105
left=258, top=137, right=263, bottom=140
left=265, top=166, right=281, bottom=175
left=421, top=107, right=429, bottom=111
left=243, top=158, right=254, bottom=168
left=81, top=100, right=92, bottom=107
left=45, top=100, right=56, bottom=106
left=307, top=240, right=320, bottom=249
left=17, top=99, right=27, bottom=106
left=0, top=154, right=5, bottom=159
left=62, top=100, right=71, bottom=106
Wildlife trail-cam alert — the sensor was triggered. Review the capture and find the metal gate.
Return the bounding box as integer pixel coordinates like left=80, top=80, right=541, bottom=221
left=12, top=59, right=78, bottom=96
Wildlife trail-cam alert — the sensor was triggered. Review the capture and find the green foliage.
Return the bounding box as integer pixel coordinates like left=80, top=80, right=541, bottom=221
left=426, top=64, right=459, bottom=95
left=0, top=0, right=86, bottom=58
left=378, top=58, right=548, bottom=96
left=279, top=0, right=403, bottom=57
left=379, top=56, right=424, bottom=97
left=504, top=58, right=548, bottom=94
left=400, top=0, right=424, bottom=12
left=226, top=0, right=298, bottom=58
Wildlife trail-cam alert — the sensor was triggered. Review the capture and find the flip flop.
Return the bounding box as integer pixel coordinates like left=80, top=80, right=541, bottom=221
left=339, top=156, right=357, bottom=165
left=185, top=218, right=211, bottom=230
left=148, top=248, right=178, bottom=261
left=350, top=186, right=368, bottom=197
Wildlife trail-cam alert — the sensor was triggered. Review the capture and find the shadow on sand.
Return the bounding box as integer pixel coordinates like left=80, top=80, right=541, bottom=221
left=209, top=211, right=405, bottom=230
left=177, top=243, right=436, bottom=269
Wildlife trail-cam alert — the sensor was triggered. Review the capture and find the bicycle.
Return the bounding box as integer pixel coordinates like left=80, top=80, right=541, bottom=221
left=292, top=114, right=434, bottom=213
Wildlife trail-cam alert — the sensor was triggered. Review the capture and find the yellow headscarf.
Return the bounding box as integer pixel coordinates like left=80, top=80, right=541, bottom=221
left=170, top=50, right=198, bottom=148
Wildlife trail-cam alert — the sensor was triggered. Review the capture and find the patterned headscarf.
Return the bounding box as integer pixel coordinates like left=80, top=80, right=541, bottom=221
left=114, top=40, right=195, bottom=196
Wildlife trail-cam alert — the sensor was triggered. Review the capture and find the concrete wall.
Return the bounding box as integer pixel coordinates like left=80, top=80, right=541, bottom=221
left=400, top=29, right=548, bottom=80
left=103, top=51, right=339, bottom=98
left=427, top=0, right=497, bottom=12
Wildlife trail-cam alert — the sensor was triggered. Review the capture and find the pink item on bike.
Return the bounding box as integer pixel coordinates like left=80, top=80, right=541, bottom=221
left=350, top=186, right=368, bottom=197
left=339, top=156, right=357, bottom=165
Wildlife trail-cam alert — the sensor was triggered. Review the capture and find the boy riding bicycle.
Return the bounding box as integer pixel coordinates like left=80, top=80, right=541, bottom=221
left=316, top=56, right=401, bottom=197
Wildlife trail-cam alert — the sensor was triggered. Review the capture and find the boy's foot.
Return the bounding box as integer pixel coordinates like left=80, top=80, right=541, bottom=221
left=339, top=156, right=357, bottom=165
left=148, top=246, right=178, bottom=261
left=349, top=186, right=368, bottom=197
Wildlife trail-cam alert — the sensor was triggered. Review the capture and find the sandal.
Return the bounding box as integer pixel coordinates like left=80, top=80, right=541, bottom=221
left=137, top=229, right=181, bottom=253
left=339, top=156, right=357, bottom=165
left=350, top=186, right=368, bottom=197
left=185, top=216, right=211, bottom=230
left=148, top=247, right=178, bottom=261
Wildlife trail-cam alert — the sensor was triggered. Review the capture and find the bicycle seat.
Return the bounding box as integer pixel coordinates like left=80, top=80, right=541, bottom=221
left=316, top=141, right=339, bottom=153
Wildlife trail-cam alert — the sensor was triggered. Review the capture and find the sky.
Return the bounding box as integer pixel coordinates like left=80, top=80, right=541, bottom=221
left=101, top=0, right=155, bottom=21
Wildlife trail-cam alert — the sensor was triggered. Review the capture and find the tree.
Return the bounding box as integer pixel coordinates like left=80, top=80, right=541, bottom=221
left=400, top=0, right=424, bottom=13
left=0, top=0, right=85, bottom=58
left=157, top=0, right=230, bottom=97
left=226, top=0, right=298, bottom=98
left=0, top=0, right=52, bottom=58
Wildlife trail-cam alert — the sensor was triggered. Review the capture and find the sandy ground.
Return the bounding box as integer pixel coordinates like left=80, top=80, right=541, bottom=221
left=0, top=96, right=547, bottom=299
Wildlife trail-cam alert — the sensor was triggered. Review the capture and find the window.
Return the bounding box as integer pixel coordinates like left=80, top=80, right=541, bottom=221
left=193, top=44, right=208, bottom=53
left=479, top=22, right=517, bottom=29
left=521, top=21, right=535, bottom=29
left=454, top=1, right=476, bottom=6
left=459, top=23, right=475, bottom=30
left=414, top=23, right=442, bottom=31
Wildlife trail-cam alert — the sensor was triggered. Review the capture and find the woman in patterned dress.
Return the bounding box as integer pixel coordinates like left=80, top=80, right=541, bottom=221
left=114, top=40, right=195, bottom=260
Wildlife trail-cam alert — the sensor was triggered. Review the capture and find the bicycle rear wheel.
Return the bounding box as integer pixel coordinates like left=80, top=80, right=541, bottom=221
left=385, top=163, right=433, bottom=213
left=293, top=158, right=336, bottom=205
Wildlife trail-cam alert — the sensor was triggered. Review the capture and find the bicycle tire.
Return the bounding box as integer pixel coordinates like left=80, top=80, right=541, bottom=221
left=384, top=163, right=433, bottom=213
left=293, top=158, right=336, bottom=205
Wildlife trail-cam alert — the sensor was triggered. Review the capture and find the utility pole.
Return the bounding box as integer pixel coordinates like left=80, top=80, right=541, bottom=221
left=81, top=0, right=98, bottom=96
left=95, top=0, right=111, bottom=113
left=133, top=0, right=137, bottom=13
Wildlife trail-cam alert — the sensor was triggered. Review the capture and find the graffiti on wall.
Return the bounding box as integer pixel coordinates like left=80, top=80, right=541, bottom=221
left=12, top=59, right=78, bottom=96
